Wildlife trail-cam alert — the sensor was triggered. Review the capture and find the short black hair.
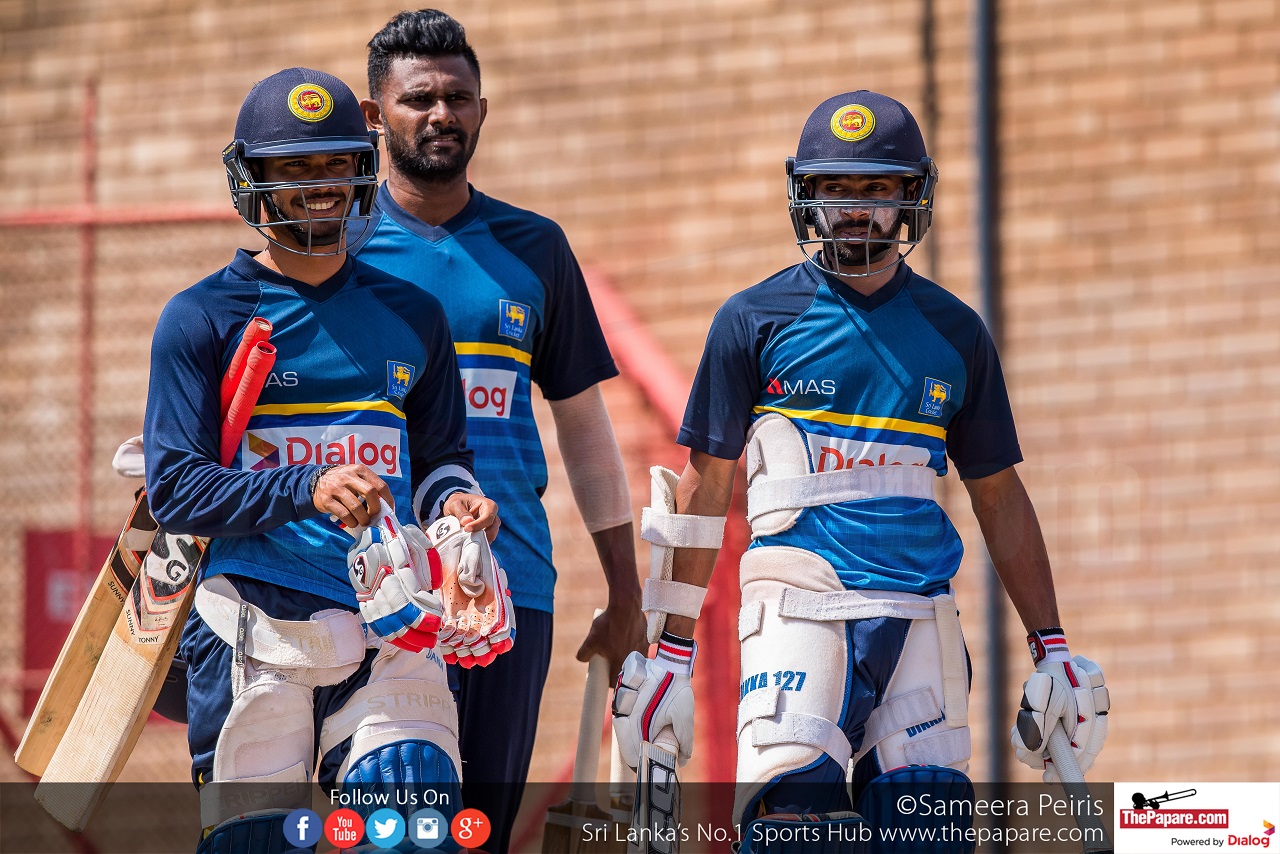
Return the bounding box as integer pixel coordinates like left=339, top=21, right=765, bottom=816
left=368, top=9, right=481, bottom=99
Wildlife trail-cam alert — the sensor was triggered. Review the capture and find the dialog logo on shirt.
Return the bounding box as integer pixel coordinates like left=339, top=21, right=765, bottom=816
left=918, top=377, right=951, bottom=418
left=241, top=425, right=403, bottom=476
left=498, top=299, right=530, bottom=341
left=806, top=433, right=931, bottom=471
left=246, top=433, right=281, bottom=471
left=387, top=361, right=415, bottom=401
left=460, top=368, right=516, bottom=419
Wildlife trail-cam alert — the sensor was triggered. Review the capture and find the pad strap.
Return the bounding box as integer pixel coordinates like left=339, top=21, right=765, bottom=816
left=751, top=712, right=853, bottom=770
left=642, top=579, right=708, bottom=621
left=746, top=465, right=936, bottom=524
left=194, top=576, right=369, bottom=672
left=773, top=587, right=938, bottom=622
left=860, top=687, right=942, bottom=751
left=737, top=685, right=854, bottom=770
left=640, top=506, right=726, bottom=549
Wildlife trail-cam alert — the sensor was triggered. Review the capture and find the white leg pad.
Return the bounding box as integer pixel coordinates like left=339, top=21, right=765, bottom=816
left=734, top=547, right=851, bottom=823
left=850, top=607, right=971, bottom=775
left=319, top=644, right=462, bottom=782
left=203, top=676, right=315, bottom=829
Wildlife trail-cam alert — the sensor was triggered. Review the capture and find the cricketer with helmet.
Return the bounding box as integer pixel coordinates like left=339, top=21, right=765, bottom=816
left=612, top=91, right=1110, bottom=847
left=142, top=67, right=509, bottom=852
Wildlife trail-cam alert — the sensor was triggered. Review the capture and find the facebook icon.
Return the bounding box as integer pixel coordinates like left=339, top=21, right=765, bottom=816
left=284, top=808, right=322, bottom=848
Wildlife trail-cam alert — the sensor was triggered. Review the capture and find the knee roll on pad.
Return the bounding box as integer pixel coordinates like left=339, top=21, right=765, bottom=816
left=853, top=765, right=975, bottom=854
left=197, top=810, right=299, bottom=854
left=739, top=812, right=871, bottom=854
left=342, top=739, right=463, bottom=820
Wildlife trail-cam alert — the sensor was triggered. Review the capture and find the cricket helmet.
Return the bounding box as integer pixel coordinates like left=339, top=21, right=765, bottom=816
left=787, top=91, right=937, bottom=277
left=223, top=67, right=379, bottom=255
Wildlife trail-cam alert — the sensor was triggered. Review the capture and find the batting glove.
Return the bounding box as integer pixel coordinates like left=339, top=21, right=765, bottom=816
left=348, top=505, right=444, bottom=653
left=1011, top=629, right=1110, bottom=782
left=426, top=515, right=515, bottom=668
left=612, top=634, right=696, bottom=768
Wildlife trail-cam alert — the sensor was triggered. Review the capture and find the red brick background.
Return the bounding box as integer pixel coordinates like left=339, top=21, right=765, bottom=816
left=1, top=0, right=1277, bottom=807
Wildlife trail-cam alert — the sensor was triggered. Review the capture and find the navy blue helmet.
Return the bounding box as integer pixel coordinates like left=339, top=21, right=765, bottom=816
left=223, top=68, right=379, bottom=255
left=787, top=91, right=937, bottom=277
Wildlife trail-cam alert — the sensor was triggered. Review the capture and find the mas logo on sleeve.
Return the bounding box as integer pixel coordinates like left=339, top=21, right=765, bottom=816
left=498, top=299, right=530, bottom=341
left=387, top=361, right=415, bottom=401
left=918, top=377, right=951, bottom=418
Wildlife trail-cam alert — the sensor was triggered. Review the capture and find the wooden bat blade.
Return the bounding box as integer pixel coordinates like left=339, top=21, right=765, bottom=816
left=34, top=531, right=201, bottom=830
left=543, top=800, right=617, bottom=854
left=34, top=592, right=192, bottom=830
left=545, top=649, right=618, bottom=852
left=630, top=730, right=681, bottom=854
left=14, top=492, right=155, bottom=776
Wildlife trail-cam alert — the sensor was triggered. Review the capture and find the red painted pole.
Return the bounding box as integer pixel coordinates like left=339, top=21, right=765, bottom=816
left=73, top=78, right=97, bottom=575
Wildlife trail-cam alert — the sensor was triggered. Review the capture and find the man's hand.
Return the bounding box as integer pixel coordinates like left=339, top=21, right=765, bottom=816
left=612, top=639, right=696, bottom=768
left=348, top=505, right=444, bottom=653
left=441, top=491, right=500, bottom=542
left=576, top=602, right=647, bottom=678
left=314, top=464, right=394, bottom=529
left=1012, top=655, right=1110, bottom=783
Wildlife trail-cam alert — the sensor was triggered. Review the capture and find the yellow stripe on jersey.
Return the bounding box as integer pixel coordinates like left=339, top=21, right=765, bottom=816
left=454, top=342, right=533, bottom=366
left=252, top=401, right=407, bottom=419
left=753, top=404, right=948, bottom=440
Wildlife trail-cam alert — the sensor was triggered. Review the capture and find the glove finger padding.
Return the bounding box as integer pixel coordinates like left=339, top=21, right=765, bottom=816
left=426, top=516, right=515, bottom=668
left=348, top=507, right=445, bottom=651
left=1012, top=655, right=1109, bottom=783
left=611, top=651, right=695, bottom=768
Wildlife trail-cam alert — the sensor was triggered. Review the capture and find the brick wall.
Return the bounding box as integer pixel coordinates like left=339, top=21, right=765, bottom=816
left=1, top=0, right=1277, bottom=801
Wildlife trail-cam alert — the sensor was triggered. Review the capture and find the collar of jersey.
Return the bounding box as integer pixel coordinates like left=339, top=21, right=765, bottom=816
left=232, top=249, right=354, bottom=302
left=373, top=181, right=485, bottom=244
left=809, top=255, right=912, bottom=313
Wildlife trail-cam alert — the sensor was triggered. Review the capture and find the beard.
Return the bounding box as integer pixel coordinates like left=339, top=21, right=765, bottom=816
left=817, top=207, right=904, bottom=269
left=384, top=123, right=480, bottom=184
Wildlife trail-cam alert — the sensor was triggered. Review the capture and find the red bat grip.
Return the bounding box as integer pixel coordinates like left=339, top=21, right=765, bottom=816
left=219, top=317, right=273, bottom=421
left=219, top=342, right=276, bottom=467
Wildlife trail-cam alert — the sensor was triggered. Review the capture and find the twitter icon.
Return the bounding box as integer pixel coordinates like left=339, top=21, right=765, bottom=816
left=366, top=808, right=407, bottom=849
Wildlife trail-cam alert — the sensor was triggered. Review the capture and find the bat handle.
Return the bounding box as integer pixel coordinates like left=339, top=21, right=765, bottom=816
left=652, top=726, right=681, bottom=760
left=569, top=618, right=609, bottom=805
left=1047, top=724, right=1112, bottom=854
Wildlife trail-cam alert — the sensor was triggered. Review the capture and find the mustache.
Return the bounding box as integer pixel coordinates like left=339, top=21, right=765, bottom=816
left=415, top=128, right=465, bottom=145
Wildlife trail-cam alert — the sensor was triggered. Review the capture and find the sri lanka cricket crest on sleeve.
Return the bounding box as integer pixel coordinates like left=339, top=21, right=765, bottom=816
left=353, top=186, right=618, bottom=613
left=678, top=260, right=1022, bottom=594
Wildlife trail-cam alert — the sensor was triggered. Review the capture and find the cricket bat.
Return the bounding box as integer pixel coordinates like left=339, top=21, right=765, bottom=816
left=35, top=319, right=275, bottom=831
left=609, top=719, right=635, bottom=845
left=14, top=493, right=157, bottom=776
left=1047, top=724, right=1113, bottom=854
left=543, top=641, right=616, bottom=852
left=15, top=317, right=272, bottom=778
left=630, top=728, right=682, bottom=854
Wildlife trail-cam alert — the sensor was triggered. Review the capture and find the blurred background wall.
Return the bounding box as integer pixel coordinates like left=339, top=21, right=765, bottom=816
left=1, top=0, right=1277, bottom=828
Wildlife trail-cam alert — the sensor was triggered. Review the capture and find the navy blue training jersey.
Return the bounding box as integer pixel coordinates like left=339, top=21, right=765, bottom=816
left=679, top=261, right=1022, bottom=593
left=144, top=249, right=473, bottom=607
left=352, top=185, right=618, bottom=613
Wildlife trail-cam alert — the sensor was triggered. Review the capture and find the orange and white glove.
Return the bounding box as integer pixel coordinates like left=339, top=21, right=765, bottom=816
left=425, top=515, right=515, bottom=667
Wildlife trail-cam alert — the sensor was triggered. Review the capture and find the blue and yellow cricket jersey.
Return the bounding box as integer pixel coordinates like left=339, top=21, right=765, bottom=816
left=679, top=261, right=1022, bottom=593
left=353, top=186, right=618, bottom=613
left=143, top=250, right=472, bottom=607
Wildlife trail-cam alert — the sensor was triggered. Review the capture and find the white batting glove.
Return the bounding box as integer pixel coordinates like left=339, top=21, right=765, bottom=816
left=1011, top=629, right=1110, bottom=782
left=425, top=515, right=515, bottom=668
left=348, top=505, right=444, bottom=653
left=612, top=635, right=696, bottom=768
